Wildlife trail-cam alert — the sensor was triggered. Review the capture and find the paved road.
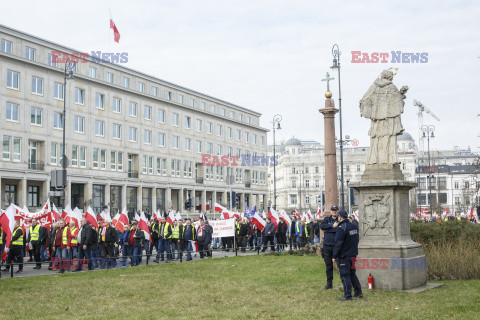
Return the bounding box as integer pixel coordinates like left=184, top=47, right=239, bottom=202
left=0, top=248, right=264, bottom=280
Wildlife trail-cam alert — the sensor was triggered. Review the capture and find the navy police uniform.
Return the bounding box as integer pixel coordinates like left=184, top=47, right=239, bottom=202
left=333, top=211, right=362, bottom=300
left=320, top=206, right=339, bottom=288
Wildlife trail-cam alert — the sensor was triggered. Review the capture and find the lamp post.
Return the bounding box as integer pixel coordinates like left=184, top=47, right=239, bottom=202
left=61, top=59, right=75, bottom=211
left=331, top=44, right=346, bottom=210
left=422, top=125, right=435, bottom=216
left=272, top=114, right=282, bottom=210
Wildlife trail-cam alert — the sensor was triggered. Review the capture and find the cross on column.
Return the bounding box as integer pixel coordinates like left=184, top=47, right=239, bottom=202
left=321, top=72, right=335, bottom=92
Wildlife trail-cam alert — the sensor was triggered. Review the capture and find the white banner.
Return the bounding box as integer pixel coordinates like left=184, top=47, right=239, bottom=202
left=194, top=218, right=235, bottom=238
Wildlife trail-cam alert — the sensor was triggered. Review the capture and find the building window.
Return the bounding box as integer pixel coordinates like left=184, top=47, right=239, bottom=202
left=113, top=97, right=121, bottom=113
left=261, top=136, right=265, bottom=146
left=106, top=72, right=114, bottom=83
left=93, top=185, right=106, bottom=213
left=95, top=120, right=104, bottom=136
left=158, top=133, right=165, bottom=147
left=31, top=77, right=43, bottom=95
left=92, top=148, right=99, bottom=168
left=95, top=93, right=104, bottom=109
left=207, top=122, right=213, bottom=134
left=129, top=102, right=137, bottom=117
left=247, top=116, right=251, bottom=124
left=190, top=98, right=195, bottom=107
left=144, top=130, right=152, bottom=145
left=292, top=180, right=296, bottom=188
left=28, top=186, right=39, bottom=207
left=315, top=180, right=320, bottom=188
left=172, top=113, right=179, bottom=126
left=71, top=145, right=78, bottom=166
left=217, top=145, right=222, bottom=156
left=79, top=146, right=86, bottom=167
left=172, top=136, right=179, bottom=149
left=238, top=114, right=243, bottom=122
left=47, top=53, right=57, bottom=66
left=196, top=119, right=202, bottom=132
left=6, top=103, right=19, bottom=122
left=128, top=127, right=137, bottom=142
left=196, top=141, right=202, bottom=153
left=7, top=70, right=19, bottom=89
left=185, top=138, right=191, bottom=151
left=113, top=124, right=121, bottom=139
left=123, top=77, right=130, bottom=88
left=151, top=86, right=158, bottom=96
left=166, top=91, right=172, bottom=100
left=25, top=47, right=36, bottom=61
left=230, top=111, right=234, bottom=119
left=30, top=107, right=42, bottom=126
left=142, top=155, right=154, bottom=174
left=51, top=142, right=58, bottom=165
left=207, top=143, right=213, bottom=155
left=210, top=105, right=215, bottom=113
left=158, top=109, right=165, bottom=123
left=217, top=124, right=222, bottom=136
left=74, top=88, right=85, bottom=104
left=54, top=112, right=63, bottom=129
left=178, top=95, right=184, bottom=104
left=227, top=127, right=232, bottom=139
left=253, top=134, right=257, bottom=145
left=111, top=151, right=123, bottom=171
left=144, top=105, right=152, bottom=120
left=1, top=39, right=12, bottom=53
left=74, top=116, right=84, bottom=133
left=305, top=180, right=310, bottom=188
left=89, top=67, right=97, bottom=79
left=200, top=102, right=205, bottom=110
left=244, top=132, right=249, bottom=143
left=454, top=181, right=459, bottom=189
left=221, top=108, right=226, bottom=117
left=290, top=194, right=297, bottom=205
left=227, top=147, right=232, bottom=157
left=54, top=82, right=64, bottom=100
left=185, top=116, right=191, bottom=129
left=417, top=178, right=426, bottom=190
left=100, top=149, right=106, bottom=169
left=236, top=129, right=241, bottom=141
left=138, top=82, right=145, bottom=93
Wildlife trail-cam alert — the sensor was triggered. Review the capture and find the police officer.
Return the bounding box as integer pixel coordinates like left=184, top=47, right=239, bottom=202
left=332, top=210, right=362, bottom=301
left=320, top=205, right=339, bottom=289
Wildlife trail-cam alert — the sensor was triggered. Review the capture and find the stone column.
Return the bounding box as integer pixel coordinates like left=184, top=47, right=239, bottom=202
left=222, top=191, right=228, bottom=208
left=137, top=186, right=143, bottom=212
left=85, top=181, right=93, bottom=208
left=319, top=94, right=339, bottom=213
left=152, top=187, right=157, bottom=212
left=19, top=178, right=27, bottom=208
left=191, top=188, right=196, bottom=215
left=212, top=190, right=217, bottom=214
left=166, top=187, right=172, bottom=211
left=179, top=188, right=184, bottom=216
left=122, top=184, right=127, bottom=212
left=263, top=194, right=268, bottom=213
left=201, top=189, right=206, bottom=213
left=240, top=193, right=245, bottom=212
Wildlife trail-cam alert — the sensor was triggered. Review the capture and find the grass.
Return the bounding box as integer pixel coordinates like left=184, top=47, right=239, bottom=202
left=1, top=255, right=480, bottom=320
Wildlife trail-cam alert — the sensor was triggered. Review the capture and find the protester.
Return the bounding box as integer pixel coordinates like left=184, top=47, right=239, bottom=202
left=154, top=217, right=172, bottom=263
left=276, top=218, right=287, bottom=251
left=99, top=219, right=118, bottom=269
left=129, top=221, right=145, bottom=267
left=183, top=219, right=196, bottom=261
left=67, top=221, right=79, bottom=261
left=262, top=218, right=275, bottom=252
left=1, top=220, right=24, bottom=273
left=27, top=218, right=42, bottom=269
left=238, top=219, right=249, bottom=252
left=119, top=224, right=131, bottom=267
left=196, top=219, right=211, bottom=259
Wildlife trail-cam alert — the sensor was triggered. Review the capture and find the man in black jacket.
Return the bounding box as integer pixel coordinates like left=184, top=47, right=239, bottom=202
left=2, top=220, right=24, bottom=273
left=99, top=219, right=118, bottom=269
left=262, top=218, right=275, bottom=252
left=73, top=218, right=95, bottom=271
left=27, top=218, right=43, bottom=269
left=238, top=219, right=249, bottom=252
left=276, top=219, right=288, bottom=251
left=320, top=205, right=339, bottom=289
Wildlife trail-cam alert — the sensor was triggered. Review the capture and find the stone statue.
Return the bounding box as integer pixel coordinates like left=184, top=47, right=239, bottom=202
left=359, top=70, right=408, bottom=165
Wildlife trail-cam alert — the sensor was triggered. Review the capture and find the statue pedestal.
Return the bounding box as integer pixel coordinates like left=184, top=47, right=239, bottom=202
left=349, top=179, right=427, bottom=290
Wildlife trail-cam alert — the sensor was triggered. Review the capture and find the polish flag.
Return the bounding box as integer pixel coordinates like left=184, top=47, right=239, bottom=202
left=261, top=211, right=267, bottom=219
left=134, top=213, right=141, bottom=222
left=167, top=211, right=175, bottom=225
left=175, top=212, right=182, bottom=221
left=119, top=207, right=129, bottom=226
left=61, top=204, right=72, bottom=220
left=469, top=206, right=475, bottom=218
left=138, top=212, right=151, bottom=242
left=292, top=210, right=301, bottom=220
left=110, top=16, right=121, bottom=43
left=306, top=209, right=313, bottom=220
left=353, top=210, right=359, bottom=221
left=66, top=207, right=82, bottom=228
left=232, top=212, right=240, bottom=219
left=52, top=203, right=61, bottom=221
left=214, top=202, right=227, bottom=213
left=112, top=213, right=123, bottom=232
left=251, top=211, right=266, bottom=231
left=315, top=207, right=322, bottom=219
left=268, top=207, right=279, bottom=229
left=85, top=206, right=98, bottom=229
left=97, top=210, right=109, bottom=221
left=154, top=210, right=162, bottom=221
left=0, top=204, right=17, bottom=248
left=190, top=240, right=198, bottom=252
left=280, top=210, right=291, bottom=227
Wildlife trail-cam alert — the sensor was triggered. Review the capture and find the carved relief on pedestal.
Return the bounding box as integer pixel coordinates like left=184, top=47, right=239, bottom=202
left=361, top=193, right=392, bottom=236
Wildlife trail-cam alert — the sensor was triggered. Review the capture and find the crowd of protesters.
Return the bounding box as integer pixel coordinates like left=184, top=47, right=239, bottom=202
left=0, top=210, right=362, bottom=274
left=409, top=213, right=479, bottom=223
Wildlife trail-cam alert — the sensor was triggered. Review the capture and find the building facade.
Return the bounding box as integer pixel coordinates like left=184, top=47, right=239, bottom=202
left=267, top=132, right=478, bottom=214
left=0, top=25, right=268, bottom=217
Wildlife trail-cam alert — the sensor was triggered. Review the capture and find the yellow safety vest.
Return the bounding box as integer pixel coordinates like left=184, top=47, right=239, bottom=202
left=161, top=223, right=172, bottom=239
left=30, top=225, right=40, bottom=242
left=172, top=225, right=179, bottom=239
left=62, top=227, right=69, bottom=246
left=182, top=225, right=195, bottom=240
left=70, top=227, right=78, bottom=245
left=11, top=227, right=24, bottom=246
left=304, top=224, right=309, bottom=237
left=0, top=226, right=3, bottom=244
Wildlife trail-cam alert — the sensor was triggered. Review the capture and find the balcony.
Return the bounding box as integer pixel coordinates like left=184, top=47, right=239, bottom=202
left=28, top=160, right=44, bottom=171
left=128, top=171, right=139, bottom=178
left=196, top=178, right=204, bottom=184
left=245, top=182, right=251, bottom=188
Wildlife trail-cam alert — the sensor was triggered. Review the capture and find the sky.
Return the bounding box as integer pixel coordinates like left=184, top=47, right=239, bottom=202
left=2, top=0, right=479, bottom=152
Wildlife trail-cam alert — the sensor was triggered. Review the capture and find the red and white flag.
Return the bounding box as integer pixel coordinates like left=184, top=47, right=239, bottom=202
left=85, top=206, right=98, bottom=229
left=292, top=210, right=301, bottom=220
left=112, top=213, right=123, bottom=232
left=61, top=204, right=71, bottom=220
left=119, top=207, right=129, bottom=226
left=268, top=207, right=279, bottom=229
left=138, top=212, right=151, bottom=242
left=315, top=207, right=322, bottom=219
left=251, top=211, right=266, bottom=231
left=97, top=210, right=109, bottom=221
left=109, top=16, right=121, bottom=43
left=0, top=204, right=17, bottom=248
left=167, top=211, right=175, bottom=225
left=280, top=210, right=291, bottom=227
left=306, top=209, right=313, bottom=220
left=214, top=202, right=227, bottom=213
left=175, top=212, right=182, bottom=221
left=190, top=240, right=199, bottom=252
left=52, top=203, right=61, bottom=221
left=66, top=207, right=82, bottom=228
left=353, top=210, right=359, bottom=221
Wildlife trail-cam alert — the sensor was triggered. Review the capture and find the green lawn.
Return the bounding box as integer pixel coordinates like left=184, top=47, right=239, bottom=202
left=1, top=254, right=479, bottom=319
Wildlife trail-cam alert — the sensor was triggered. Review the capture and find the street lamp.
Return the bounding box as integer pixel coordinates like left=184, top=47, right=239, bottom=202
left=422, top=125, right=435, bottom=216
left=61, top=59, right=75, bottom=211
left=331, top=44, right=346, bottom=210
left=272, top=114, right=282, bottom=210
